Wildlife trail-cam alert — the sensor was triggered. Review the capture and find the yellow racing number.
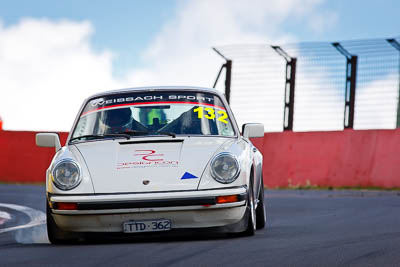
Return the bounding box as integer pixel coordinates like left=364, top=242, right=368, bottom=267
left=217, top=110, right=228, bottom=124
left=204, top=107, right=215, bottom=119
left=193, top=107, right=203, bottom=118
left=193, top=107, right=228, bottom=124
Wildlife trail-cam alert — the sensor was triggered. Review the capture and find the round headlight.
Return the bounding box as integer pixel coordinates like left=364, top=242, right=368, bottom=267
left=210, top=153, right=240, bottom=184
left=51, top=159, right=81, bottom=190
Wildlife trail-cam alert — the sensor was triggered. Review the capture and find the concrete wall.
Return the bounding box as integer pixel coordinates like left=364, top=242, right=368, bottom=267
left=251, top=129, right=400, bottom=188
left=0, top=131, right=68, bottom=183
left=1, top=129, right=399, bottom=188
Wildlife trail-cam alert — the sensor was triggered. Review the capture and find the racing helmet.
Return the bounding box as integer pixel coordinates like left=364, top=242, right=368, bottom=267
left=104, top=108, right=132, bottom=129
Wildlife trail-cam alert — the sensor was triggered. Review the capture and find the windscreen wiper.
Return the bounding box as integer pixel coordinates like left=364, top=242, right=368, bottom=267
left=70, top=134, right=107, bottom=142
left=70, top=133, right=131, bottom=142
left=156, top=131, right=176, bottom=138
left=104, top=133, right=132, bottom=139
left=119, top=130, right=176, bottom=138
left=117, top=130, right=151, bottom=136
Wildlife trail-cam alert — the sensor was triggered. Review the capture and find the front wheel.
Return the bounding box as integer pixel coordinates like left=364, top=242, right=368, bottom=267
left=255, top=177, right=266, bottom=229
left=243, top=181, right=256, bottom=236
left=46, top=202, right=79, bottom=244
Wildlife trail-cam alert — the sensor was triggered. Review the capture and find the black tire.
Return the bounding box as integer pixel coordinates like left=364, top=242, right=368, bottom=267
left=46, top=202, right=78, bottom=244
left=243, top=179, right=256, bottom=236
left=255, top=177, right=266, bottom=230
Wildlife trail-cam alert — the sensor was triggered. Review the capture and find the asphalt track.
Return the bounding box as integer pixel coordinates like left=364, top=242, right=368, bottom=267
left=1, top=185, right=400, bottom=266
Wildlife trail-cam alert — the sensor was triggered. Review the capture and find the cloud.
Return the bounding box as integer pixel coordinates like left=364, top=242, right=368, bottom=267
left=0, top=18, right=119, bottom=131
left=0, top=0, right=337, bottom=131
left=123, top=0, right=330, bottom=87
left=307, top=12, right=338, bottom=33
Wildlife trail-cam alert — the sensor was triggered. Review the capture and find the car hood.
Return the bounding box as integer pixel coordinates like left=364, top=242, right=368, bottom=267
left=73, top=137, right=233, bottom=193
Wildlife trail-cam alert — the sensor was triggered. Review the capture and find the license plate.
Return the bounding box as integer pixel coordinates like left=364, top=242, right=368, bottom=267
left=123, top=219, right=171, bottom=233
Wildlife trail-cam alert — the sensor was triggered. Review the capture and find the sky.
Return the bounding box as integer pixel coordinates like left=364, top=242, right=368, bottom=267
left=0, top=0, right=399, bottom=131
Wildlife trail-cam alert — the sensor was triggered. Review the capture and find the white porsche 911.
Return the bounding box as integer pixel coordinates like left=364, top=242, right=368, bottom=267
left=36, top=86, right=266, bottom=243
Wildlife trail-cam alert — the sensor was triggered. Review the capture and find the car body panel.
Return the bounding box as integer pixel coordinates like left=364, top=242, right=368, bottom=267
left=73, top=136, right=230, bottom=193
left=53, top=206, right=247, bottom=232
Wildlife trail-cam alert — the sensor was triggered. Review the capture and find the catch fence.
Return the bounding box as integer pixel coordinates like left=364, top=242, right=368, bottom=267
left=213, top=37, right=400, bottom=132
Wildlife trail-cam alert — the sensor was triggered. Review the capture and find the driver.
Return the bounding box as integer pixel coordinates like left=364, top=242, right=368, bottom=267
left=103, top=108, right=132, bottom=133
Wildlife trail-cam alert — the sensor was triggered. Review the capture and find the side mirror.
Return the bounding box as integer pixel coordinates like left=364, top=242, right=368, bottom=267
left=36, top=133, right=61, bottom=152
left=242, top=123, right=264, bottom=139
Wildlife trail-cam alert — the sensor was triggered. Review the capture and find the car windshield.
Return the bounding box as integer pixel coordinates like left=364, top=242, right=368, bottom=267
left=70, top=91, right=236, bottom=142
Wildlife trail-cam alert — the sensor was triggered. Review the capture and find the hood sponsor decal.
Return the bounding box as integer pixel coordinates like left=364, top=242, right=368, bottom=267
left=117, top=149, right=179, bottom=169
left=180, top=172, right=198, bottom=179
left=135, top=150, right=164, bottom=161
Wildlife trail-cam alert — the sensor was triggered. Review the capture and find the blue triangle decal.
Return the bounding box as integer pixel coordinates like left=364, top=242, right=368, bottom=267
left=181, top=172, right=198, bottom=179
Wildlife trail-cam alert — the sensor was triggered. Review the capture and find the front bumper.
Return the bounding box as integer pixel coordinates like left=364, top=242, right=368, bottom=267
left=48, top=186, right=248, bottom=233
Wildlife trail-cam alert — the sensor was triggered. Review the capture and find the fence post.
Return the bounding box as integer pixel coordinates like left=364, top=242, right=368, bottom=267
left=212, top=48, right=232, bottom=104
left=332, top=42, right=358, bottom=129
left=387, top=39, right=400, bottom=127
left=271, top=46, right=297, bottom=131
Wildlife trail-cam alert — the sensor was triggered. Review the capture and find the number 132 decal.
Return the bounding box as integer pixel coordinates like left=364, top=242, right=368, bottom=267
left=193, top=107, right=228, bottom=124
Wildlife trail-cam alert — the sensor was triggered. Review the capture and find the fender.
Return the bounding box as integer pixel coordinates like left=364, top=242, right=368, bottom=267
left=251, top=144, right=264, bottom=204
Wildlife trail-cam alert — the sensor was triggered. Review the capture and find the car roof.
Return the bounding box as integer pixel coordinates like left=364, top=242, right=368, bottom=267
left=88, top=86, right=224, bottom=99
